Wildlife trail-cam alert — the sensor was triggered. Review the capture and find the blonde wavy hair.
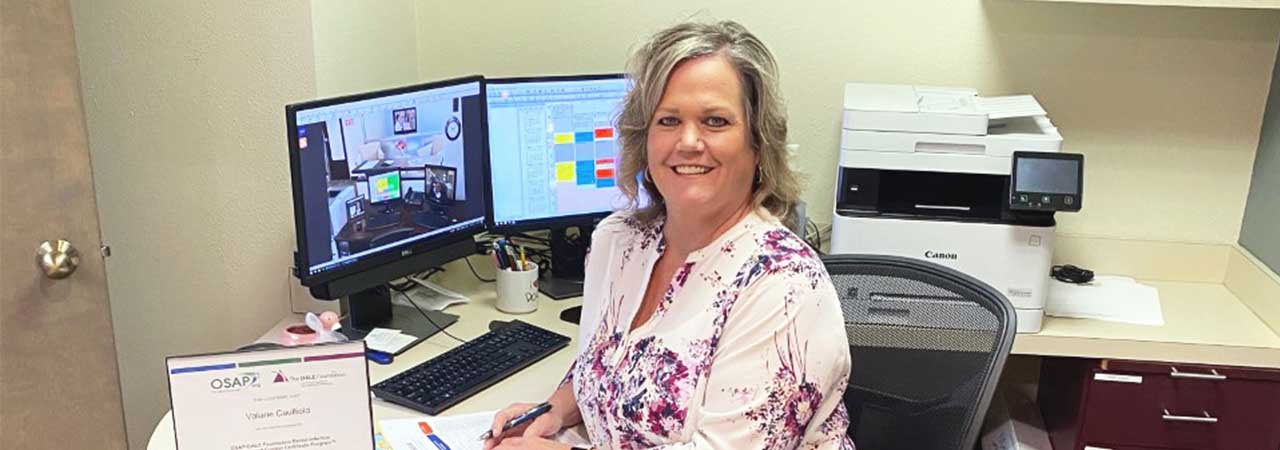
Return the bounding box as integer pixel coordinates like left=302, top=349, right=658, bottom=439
left=616, top=20, right=800, bottom=229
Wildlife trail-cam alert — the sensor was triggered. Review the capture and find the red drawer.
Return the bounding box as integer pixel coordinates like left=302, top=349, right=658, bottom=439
left=1082, top=369, right=1216, bottom=449
left=1040, top=358, right=1280, bottom=450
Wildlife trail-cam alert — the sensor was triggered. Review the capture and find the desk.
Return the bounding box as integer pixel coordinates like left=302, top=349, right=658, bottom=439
left=335, top=199, right=461, bottom=255
left=146, top=277, right=581, bottom=450
left=1014, top=280, right=1280, bottom=368
left=350, top=158, right=434, bottom=176
left=147, top=241, right=1280, bottom=448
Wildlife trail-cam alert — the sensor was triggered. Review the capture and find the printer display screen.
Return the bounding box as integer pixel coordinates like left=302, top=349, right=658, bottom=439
left=1015, top=158, right=1079, bottom=195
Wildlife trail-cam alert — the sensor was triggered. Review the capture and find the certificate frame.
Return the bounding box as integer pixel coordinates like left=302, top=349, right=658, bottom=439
left=165, top=341, right=375, bottom=450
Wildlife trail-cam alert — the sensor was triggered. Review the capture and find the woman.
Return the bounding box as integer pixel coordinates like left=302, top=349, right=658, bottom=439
left=487, top=20, right=853, bottom=450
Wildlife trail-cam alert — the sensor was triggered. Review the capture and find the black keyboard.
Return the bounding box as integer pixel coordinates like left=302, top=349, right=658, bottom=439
left=366, top=213, right=399, bottom=229
left=371, top=320, right=571, bottom=415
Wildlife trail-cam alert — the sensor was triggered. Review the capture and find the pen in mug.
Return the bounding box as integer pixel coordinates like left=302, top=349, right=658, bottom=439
left=492, top=242, right=509, bottom=269
left=490, top=248, right=502, bottom=270
left=478, top=402, right=553, bottom=441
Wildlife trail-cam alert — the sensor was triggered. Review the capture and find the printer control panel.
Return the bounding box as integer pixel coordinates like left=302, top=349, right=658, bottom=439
left=1009, top=151, right=1083, bottom=212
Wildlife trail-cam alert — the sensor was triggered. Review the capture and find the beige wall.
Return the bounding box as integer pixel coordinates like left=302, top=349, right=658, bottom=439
left=71, top=1, right=317, bottom=448
left=408, top=0, right=1279, bottom=244
left=66, top=1, right=1280, bottom=447
left=312, top=0, right=420, bottom=97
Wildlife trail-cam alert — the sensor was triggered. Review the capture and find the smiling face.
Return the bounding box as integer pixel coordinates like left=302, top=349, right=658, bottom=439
left=646, top=53, right=757, bottom=222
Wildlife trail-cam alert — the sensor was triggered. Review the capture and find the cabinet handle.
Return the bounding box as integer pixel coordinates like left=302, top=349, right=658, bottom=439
left=1161, top=409, right=1218, bottom=424
left=1169, top=366, right=1226, bottom=380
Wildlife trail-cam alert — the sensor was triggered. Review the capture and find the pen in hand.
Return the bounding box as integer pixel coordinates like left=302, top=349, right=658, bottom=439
left=478, top=402, right=553, bottom=441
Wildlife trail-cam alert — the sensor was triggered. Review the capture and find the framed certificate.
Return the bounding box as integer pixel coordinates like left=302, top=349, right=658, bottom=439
left=166, top=341, right=374, bottom=450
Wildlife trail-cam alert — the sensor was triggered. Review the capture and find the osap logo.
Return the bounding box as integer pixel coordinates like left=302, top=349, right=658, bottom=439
left=210, top=373, right=260, bottom=390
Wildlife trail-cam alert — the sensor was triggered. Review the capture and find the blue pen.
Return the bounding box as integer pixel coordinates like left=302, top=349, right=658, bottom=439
left=477, top=402, right=553, bottom=441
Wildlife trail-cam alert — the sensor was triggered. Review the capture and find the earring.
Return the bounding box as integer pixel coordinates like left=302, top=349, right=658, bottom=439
left=755, top=165, right=764, bottom=186
left=644, top=167, right=654, bottom=184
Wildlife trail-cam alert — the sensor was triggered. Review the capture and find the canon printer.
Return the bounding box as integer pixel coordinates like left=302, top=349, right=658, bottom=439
left=829, top=83, right=1084, bottom=333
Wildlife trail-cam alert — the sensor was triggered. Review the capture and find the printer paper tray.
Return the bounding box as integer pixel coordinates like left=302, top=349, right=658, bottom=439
left=841, top=123, right=1062, bottom=157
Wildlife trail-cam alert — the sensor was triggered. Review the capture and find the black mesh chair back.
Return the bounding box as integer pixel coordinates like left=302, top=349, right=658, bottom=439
left=823, top=254, right=1016, bottom=450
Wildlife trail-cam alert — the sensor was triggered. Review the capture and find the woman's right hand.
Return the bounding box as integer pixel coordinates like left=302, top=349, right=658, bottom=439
left=483, top=402, right=565, bottom=450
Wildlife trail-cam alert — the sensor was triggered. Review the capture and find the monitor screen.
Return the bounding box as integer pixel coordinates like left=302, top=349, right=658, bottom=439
left=368, top=171, right=401, bottom=204
left=486, top=74, right=632, bottom=230
left=345, top=196, right=365, bottom=220
left=288, top=77, right=488, bottom=283
left=424, top=164, right=456, bottom=205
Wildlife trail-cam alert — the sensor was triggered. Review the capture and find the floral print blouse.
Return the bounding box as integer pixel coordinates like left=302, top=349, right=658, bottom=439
left=566, top=208, right=855, bottom=450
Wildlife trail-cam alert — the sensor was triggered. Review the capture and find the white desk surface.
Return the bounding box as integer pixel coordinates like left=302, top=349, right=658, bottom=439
left=147, top=279, right=581, bottom=450
left=1014, top=279, right=1280, bottom=368
left=148, top=269, right=1280, bottom=448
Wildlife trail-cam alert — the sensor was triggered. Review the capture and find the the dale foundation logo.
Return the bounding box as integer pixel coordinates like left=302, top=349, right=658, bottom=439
left=273, top=370, right=289, bottom=383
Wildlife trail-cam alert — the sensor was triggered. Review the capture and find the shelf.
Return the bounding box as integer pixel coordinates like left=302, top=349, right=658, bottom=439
left=1029, top=0, right=1280, bottom=8
left=1014, top=280, right=1280, bottom=368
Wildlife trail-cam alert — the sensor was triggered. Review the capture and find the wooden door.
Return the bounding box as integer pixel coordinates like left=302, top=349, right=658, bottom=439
left=0, top=0, right=128, bottom=448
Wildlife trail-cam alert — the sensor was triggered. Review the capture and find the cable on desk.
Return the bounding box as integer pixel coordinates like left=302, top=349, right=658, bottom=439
left=508, top=231, right=551, bottom=245
left=285, top=266, right=348, bottom=321
left=464, top=254, right=496, bottom=282
left=395, top=288, right=469, bottom=344
left=390, top=267, right=446, bottom=292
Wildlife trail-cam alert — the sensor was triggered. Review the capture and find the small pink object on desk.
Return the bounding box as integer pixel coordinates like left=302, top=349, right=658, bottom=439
left=281, top=311, right=344, bottom=346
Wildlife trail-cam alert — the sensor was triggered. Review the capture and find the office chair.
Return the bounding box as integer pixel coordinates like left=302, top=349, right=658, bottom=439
left=822, top=254, right=1016, bottom=450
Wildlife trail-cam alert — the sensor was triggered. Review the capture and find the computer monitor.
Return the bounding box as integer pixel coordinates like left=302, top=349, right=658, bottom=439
left=287, top=75, right=489, bottom=345
left=345, top=196, right=365, bottom=220
left=368, top=170, right=402, bottom=215
left=368, top=170, right=402, bottom=204
left=485, top=74, right=632, bottom=298
left=424, top=164, right=456, bottom=205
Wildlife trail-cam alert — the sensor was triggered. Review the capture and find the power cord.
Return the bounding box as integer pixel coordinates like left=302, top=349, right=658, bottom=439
left=464, top=254, right=496, bottom=282
left=285, top=266, right=310, bottom=315
left=389, top=267, right=446, bottom=292
left=1052, top=264, right=1095, bottom=284
left=394, top=286, right=469, bottom=344
left=285, top=266, right=348, bottom=320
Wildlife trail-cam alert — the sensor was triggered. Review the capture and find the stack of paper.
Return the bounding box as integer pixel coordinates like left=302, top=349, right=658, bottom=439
left=364, top=328, right=420, bottom=354
left=379, top=411, right=591, bottom=450
left=393, top=277, right=471, bottom=311
left=381, top=411, right=495, bottom=450
left=1045, top=276, right=1164, bottom=326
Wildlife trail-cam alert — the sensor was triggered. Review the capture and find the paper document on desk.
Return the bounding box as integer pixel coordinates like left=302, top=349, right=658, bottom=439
left=392, top=277, right=470, bottom=311
left=364, top=328, right=419, bottom=354
left=1046, top=276, right=1164, bottom=326
left=380, top=411, right=591, bottom=450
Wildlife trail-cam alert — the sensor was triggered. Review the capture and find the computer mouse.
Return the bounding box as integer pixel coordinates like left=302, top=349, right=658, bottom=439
left=488, top=320, right=513, bottom=332
left=559, top=306, right=582, bottom=325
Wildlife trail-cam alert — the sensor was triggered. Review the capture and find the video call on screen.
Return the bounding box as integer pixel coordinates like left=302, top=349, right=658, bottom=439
left=294, top=82, right=487, bottom=275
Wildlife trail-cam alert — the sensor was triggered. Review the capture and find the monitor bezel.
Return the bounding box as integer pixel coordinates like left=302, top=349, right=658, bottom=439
left=287, top=75, right=488, bottom=288
left=484, top=73, right=629, bottom=234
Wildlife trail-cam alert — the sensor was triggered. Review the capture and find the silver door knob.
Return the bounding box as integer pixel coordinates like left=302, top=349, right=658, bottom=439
left=36, top=240, right=80, bottom=279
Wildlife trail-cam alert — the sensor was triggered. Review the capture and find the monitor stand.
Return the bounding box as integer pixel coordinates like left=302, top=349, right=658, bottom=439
left=338, top=284, right=458, bottom=355
left=539, top=225, right=593, bottom=300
